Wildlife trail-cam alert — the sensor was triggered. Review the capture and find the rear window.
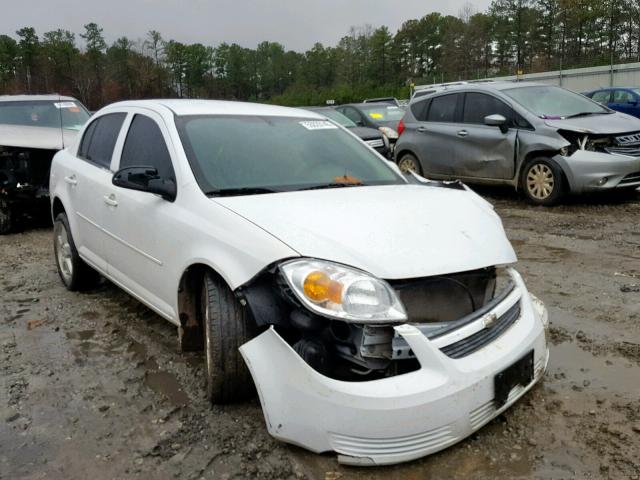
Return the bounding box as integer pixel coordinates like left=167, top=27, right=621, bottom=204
left=427, top=94, right=458, bottom=122
left=0, top=100, right=90, bottom=130
left=358, top=105, right=405, bottom=124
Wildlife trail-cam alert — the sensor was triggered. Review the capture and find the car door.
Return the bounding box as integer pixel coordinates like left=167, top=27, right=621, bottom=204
left=101, top=111, right=181, bottom=319
left=455, top=92, right=518, bottom=179
left=610, top=89, right=640, bottom=117
left=413, top=93, right=463, bottom=176
left=66, top=113, right=127, bottom=272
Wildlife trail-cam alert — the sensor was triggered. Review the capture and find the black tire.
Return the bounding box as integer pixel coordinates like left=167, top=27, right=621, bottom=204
left=397, top=152, right=423, bottom=175
left=521, top=157, right=566, bottom=206
left=201, top=272, right=256, bottom=404
left=53, top=213, right=100, bottom=291
left=0, top=199, right=13, bottom=235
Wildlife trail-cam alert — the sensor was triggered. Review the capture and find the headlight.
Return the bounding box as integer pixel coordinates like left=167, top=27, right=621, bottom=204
left=280, top=259, right=407, bottom=323
left=378, top=126, right=398, bottom=140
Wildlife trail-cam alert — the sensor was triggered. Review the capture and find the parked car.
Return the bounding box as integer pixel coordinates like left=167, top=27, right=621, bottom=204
left=0, top=95, right=90, bottom=233
left=583, top=87, right=640, bottom=118
left=395, top=82, right=640, bottom=205
left=50, top=99, right=548, bottom=466
left=304, top=106, right=390, bottom=157
left=335, top=102, right=405, bottom=151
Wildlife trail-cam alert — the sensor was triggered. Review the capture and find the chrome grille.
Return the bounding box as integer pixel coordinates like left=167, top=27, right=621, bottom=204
left=606, top=146, right=640, bottom=157
left=619, top=171, right=640, bottom=185
left=365, top=138, right=384, bottom=149
left=440, top=300, right=521, bottom=359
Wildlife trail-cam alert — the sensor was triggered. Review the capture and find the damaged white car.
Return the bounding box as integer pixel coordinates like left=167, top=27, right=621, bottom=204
left=49, top=100, right=549, bottom=466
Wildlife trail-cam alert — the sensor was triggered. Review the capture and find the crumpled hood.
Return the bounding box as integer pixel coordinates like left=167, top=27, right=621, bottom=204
left=0, top=124, right=79, bottom=150
left=215, top=185, right=516, bottom=280
left=544, top=111, right=640, bottom=134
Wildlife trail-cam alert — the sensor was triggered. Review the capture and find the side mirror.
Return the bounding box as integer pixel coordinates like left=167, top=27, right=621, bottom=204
left=112, top=165, right=176, bottom=202
left=484, top=114, right=509, bottom=134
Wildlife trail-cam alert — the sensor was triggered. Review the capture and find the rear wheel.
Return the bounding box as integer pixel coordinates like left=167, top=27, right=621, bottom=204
left=397, top=153, right=423, bottom=175
left=53, top=213, right=100, bottom=291
left=521, top=158, right=565, bottom=206
left=201, top=272, right=256, bottom=404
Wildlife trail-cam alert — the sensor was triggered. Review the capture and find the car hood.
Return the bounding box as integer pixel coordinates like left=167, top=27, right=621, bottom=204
left=349, top=126, right=384, bottom=140
left=544, top=111, right=640, bottom=134
left=0, top=124, right=79, bottom=150
left=215, top=184, right=516, bottom=280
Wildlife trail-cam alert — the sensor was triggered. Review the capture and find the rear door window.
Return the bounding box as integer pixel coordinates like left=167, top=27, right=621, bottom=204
left=427, top=94, right=459, bottom=123
left=410, top=99, right=431, bottom=121
left=78, top=113, right=126, bottom=169
left=613, top=90, right=634, bottom=103
left=120, top=114, right=175, bottom=181
left=341, top=107, right=363, bottom=125
left=463, top=93, right=513, bottom=124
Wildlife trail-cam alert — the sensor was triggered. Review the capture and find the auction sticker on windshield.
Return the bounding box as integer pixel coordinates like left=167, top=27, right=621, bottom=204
left=299, top=120, right=338, bottom=130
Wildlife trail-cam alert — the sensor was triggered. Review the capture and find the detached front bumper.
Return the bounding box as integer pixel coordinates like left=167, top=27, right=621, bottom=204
left=554, top=151, right=640, bottom=193
left=240, top=270, right=549, bottom=466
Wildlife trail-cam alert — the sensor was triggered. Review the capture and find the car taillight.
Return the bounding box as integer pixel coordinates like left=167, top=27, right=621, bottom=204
left=397, top=118, right=405, bottom=137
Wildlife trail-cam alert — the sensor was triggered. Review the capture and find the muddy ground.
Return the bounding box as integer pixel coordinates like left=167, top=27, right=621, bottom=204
left=1, top=189, right=639, bottom=480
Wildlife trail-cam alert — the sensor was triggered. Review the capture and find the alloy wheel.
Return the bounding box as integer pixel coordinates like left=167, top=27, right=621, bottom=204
left=398, top=156, right=419, bottom=173
left=55, top=222, right=73, bottom=284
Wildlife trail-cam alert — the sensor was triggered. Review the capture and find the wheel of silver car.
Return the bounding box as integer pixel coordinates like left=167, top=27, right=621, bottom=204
left=53, top=213, right=100, bottom=291
left=201, top=272, right=256, bottom=404
left=522, top=158, right=565, bottom=206
left=397, top=153, right=422, bottom=175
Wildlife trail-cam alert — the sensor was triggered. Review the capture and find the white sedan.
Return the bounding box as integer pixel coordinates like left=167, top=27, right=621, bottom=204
left=49, top=100, right=549, bottom=466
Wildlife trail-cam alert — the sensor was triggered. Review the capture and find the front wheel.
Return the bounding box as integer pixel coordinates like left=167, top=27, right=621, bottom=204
left=201, top=272, right=256, bottom=404
left=0, top=199, right=13, bottom=235
left=521, top=158, right=565, bottom=206
left=397, top=153, right=423, bottom=175
left=53, top=213, right=100, bottom=291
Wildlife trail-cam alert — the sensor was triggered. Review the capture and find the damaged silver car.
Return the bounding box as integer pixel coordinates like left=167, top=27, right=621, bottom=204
left=396, top=82, right=640, bottom=205
left=0, top=95, right=90, bottom=233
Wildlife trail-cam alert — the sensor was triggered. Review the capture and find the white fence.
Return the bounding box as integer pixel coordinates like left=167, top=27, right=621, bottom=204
left=485, top=62, right=640, bottom=92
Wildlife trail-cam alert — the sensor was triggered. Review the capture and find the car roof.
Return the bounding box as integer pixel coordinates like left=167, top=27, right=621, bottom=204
left=0, top=94, right=79, bottom=102
left=105, top=99, right=322, bottom=118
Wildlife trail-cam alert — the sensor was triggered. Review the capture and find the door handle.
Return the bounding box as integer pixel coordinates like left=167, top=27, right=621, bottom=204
left=64, top=175, right=77, bottom=186
left=457, top=130, right=469, bottom=137
left=417, top=126, right=427, bottom=133
left=103, top=194, right=118, bottom=207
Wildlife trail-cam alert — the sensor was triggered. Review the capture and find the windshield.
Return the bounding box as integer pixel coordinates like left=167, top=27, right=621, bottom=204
left=176, top=115, right=403, bottom=195
left=503, top=86, right=609, bottom=119
left=0, top=100, right=90, bottom=130
left=632, top=88, right=640, bottom=96
left=357, top=104, right=405, bottom=124
left=313, top=109, right=357, bottom=128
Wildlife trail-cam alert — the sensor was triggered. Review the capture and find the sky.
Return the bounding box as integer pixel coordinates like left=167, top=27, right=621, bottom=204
left=1, top=0, right=492, bottom=51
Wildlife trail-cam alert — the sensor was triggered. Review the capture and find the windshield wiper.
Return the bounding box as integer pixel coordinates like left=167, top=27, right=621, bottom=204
left=564, top=111, right=611, bottom=119
left=297, top=182, right=365, bottom=191
left=205, top=187, right=280, bottom=197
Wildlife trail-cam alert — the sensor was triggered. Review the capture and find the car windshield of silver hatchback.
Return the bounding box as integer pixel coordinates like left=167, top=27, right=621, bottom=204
left=503, top=86, right=611, bottom=119
left=175, top=115, right=403, bottom=196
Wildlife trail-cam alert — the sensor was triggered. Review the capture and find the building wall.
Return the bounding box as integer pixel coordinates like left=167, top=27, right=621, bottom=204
left=486, top=62, right=640, bottom=93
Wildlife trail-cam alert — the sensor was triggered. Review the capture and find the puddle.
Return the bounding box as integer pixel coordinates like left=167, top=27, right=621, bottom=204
left=128, top=339, right=189, bottom=406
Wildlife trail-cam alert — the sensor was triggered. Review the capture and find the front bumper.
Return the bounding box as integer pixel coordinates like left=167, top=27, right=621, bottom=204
left=554, top=151, right=640, bottom=192
left=240, top=270, right=549, bottom=466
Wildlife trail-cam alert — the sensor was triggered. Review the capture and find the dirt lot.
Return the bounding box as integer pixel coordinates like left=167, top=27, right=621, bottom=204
left=1, top=190, right=639, bottom=480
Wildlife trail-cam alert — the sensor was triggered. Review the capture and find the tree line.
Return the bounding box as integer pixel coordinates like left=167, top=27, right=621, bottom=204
left=0, top=0, right=639, bottom=109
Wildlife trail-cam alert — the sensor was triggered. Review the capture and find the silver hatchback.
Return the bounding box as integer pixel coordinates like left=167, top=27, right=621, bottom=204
left=395, top=82, right=640, bottom=205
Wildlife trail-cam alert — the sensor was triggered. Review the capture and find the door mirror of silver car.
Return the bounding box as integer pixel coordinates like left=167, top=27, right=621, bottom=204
left=484, top=114, right=509, bottom=134
left=112, top=165, right=177, bottom=202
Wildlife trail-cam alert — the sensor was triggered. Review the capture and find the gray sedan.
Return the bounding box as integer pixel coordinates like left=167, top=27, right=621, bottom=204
left=395, top=82, right=640, bottom=205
